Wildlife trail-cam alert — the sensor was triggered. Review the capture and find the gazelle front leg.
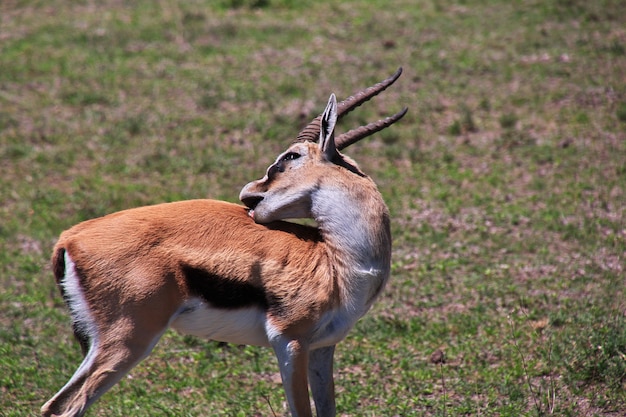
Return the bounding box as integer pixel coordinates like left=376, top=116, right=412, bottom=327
left=308, top=345, right=336, bottom=417
left=271, top=335, right=313, bottom=417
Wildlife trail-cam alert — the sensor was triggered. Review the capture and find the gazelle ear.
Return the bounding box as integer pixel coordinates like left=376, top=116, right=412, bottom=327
left=319, top=93, right=338, bottom=161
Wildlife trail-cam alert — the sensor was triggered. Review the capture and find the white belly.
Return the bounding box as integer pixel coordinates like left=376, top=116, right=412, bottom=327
left=171, top=298, right=270, bottom=347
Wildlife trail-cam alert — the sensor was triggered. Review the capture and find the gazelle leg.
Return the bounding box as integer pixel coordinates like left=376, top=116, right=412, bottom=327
left=308, top=345, right=336, bottom=417
left=41, top=325, right=166, bottom=417
left=271, top=336, right=312, bottom=417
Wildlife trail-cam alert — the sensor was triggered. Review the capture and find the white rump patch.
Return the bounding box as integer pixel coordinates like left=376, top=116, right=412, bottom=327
left=53, top=251, right=100, bottom=395
left=60, top=251, right=99, bottom=345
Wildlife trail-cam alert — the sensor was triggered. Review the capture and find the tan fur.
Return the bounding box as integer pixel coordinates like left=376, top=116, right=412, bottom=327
left=43, top=201, right=348, bottom=417
left=56, top=200, right=340, bottom=336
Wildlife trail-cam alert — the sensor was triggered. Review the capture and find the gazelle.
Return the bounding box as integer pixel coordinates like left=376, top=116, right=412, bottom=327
left=42, top=69, right=406, bottom=417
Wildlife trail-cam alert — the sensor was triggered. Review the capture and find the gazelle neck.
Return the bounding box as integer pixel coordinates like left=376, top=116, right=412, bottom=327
left=311, top=178, right=392, bottom=310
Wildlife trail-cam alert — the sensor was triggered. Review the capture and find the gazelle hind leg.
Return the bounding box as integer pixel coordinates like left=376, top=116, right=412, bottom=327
left=41, top=326, right=166, bottom=417
left=43, top=251, right=173, bottom=416
left=41, top=337, right=99, bottom=417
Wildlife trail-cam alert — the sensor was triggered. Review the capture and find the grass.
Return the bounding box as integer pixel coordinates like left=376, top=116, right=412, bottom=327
left=1, top=0, right=625, bottom=415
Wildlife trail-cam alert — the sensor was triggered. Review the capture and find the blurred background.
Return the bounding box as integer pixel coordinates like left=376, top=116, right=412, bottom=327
left=1, top=1, right=624, bottom=415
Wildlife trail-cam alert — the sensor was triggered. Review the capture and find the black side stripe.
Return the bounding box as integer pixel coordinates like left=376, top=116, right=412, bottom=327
left=182, top=265, right=268, bottom=310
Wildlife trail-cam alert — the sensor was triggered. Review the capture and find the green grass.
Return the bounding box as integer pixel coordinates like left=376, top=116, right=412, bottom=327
left=1, top=0, right=625, bottom=415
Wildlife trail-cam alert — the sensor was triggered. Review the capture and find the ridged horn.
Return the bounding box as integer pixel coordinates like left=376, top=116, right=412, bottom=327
left=295, top=67, right=405, bottom=146
left=336, top=107, right=408, bottom=150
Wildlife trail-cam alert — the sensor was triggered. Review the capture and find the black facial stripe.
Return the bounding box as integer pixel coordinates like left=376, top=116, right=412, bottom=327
left=268, top=163, right=282, bottom=178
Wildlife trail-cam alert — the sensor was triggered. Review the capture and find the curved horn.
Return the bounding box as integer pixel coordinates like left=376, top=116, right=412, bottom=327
left=295, top=67, right=404, bottom=144
left=336, top=107, right=408, bottom=150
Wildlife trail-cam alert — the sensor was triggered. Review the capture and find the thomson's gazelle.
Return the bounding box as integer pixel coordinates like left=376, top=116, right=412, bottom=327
left=42, top=69, right=406, bottom=417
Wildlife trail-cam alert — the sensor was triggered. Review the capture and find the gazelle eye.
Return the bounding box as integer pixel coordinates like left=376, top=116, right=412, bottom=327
left=282, top=152, right=301, bottom=162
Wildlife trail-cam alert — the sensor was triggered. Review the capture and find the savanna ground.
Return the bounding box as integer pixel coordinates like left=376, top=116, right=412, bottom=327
left=1, top=0, right=625, bottom=416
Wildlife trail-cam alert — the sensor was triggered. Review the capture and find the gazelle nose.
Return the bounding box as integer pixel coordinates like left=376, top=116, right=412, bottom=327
left=241, top=195, right=263, bottom=210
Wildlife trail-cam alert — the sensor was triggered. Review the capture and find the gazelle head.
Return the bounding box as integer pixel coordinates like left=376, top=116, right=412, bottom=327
left=240, top=68, right=407, bottom=224
left=239, top=94, right=345, bottom=223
